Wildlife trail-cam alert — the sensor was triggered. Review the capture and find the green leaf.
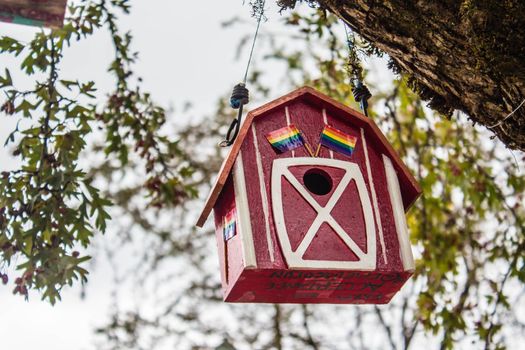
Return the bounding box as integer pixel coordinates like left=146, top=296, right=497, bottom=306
left=15, top=100, right=36, bottom=118
left=0, top=68, right=12, bottom=87
left=0, top=36, right=24, bottom=55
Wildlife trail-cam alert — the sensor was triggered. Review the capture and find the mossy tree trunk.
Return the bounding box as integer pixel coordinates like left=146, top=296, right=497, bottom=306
left=298, top=0, right=525, bottom=151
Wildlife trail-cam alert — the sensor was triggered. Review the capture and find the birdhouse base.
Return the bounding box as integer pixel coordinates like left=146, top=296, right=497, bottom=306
left=224, top=268, right=412, bottom=304
left=200, top=87, right=422, bottom=305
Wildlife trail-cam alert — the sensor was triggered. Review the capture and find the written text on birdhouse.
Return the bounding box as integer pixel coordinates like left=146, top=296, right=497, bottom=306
left=197, top=86, right=421, bottom=304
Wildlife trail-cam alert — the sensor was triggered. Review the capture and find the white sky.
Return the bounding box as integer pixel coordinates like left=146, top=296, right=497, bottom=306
left=4, top=2, right=519, bottom=350
left=0, top=2, right=268, bottom=349
left=0, top=2, right=410, bottom=348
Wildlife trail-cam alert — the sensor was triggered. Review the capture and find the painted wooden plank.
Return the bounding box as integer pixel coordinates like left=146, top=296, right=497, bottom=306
left=251, top=123, right=274, bottom=262
left=383, top=155, right=415, bottom=271
left=196, top=86, right=421, bottom=227
left=0, top=0, right=67, bottom=28
left=361, top=128, right=388, bottom=265
left=225, top=268, right=413, bottom=304
left=271, top=157, right=376, bottom=270
left=208, top=87, right=419, bottom=303
left=232, top=151, right=257, bottom=268
left=322, top=109, right=334, bottom=159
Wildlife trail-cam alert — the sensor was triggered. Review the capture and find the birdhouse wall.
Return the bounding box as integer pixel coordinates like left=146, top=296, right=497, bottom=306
left=208, top=88, right=419, bottom=303
left=0, top=0, right=67, bottom=28
left=212, top=174, right=245, bottom=295
left=235, top=96, right=413, bottom=272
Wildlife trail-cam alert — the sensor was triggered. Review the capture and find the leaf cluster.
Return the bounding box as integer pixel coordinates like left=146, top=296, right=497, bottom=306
left=0, top=0, right=196, bottom=303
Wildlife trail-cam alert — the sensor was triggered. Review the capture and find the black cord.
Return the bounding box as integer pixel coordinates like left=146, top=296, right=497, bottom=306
left=352, top=81, right=372, bottom=117
left=219, top=104, right=244, bottom=147
left=220, top=1, right=266, bottom=147
left=342, top=22, right=372, bottom=117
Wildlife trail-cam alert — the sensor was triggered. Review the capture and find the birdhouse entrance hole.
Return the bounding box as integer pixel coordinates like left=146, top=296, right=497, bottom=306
left=303, top=168, right=332, bottom=195
left=197, top=86, right=422, bottom=304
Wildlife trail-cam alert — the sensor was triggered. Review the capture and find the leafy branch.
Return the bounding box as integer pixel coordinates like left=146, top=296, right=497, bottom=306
left=0, top=0, right=195, bottom=303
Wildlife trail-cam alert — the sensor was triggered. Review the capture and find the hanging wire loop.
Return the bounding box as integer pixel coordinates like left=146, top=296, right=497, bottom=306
left=220, top=83, right=250, bottom=147
left=220, top=0, right=266, bottom=147
left=219, top=104, right=244, bottom=147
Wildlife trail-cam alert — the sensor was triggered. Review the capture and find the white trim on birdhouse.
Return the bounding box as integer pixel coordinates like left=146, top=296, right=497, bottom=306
left=361, top=128, right=388, bottom=264
left=196, top=86, right=422, bottom=229
left=322, top=109, right=334, bottom=159
left=285, top=106, right=295, bottom=158
left=271, top=157, right=376, bottom=270
left=233, top=151, right=257, bottom=268
left=251, top=123, right=275, bottom=262
left=383, top=155, right=415, bottom=271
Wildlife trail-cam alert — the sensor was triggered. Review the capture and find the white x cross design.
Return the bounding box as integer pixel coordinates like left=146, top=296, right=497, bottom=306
left=271, top=157, right=376, bottom=270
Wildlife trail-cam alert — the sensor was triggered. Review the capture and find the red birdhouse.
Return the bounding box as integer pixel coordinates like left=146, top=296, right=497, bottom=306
left=197, top=86, right=421, bottom=304
left=0, top=0, right=67, bottom=28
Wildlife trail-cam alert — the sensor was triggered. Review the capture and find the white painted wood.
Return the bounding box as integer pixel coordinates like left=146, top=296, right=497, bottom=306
left=285, top=106, right=295, bottom=158
left=383, top=155, right=415, bottom=271
left=233, top=151, right=257, bottom=268
left=284, top=168, right=366, bottom=261
left=251, top=123, right=275, bottom=262
left=271, top=157, right=376, bottom=270
left=322, top=109, right=334, bottom=159
left=361, top=128, right=388, bottom=264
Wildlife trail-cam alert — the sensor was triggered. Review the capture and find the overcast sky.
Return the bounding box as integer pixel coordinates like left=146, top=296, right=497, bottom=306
left=0, top=2, right=403, bottom=349
left=2, top=1, right=524, bottom=350
left=0, top=2, right=262, bottom=349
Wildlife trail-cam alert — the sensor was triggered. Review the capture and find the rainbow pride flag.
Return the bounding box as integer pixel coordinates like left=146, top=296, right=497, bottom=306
left=319, top=125, right=358, bottom=157
left=223, top=208, right=237, bottom=241
left=266, top=125, right=304, bottom=153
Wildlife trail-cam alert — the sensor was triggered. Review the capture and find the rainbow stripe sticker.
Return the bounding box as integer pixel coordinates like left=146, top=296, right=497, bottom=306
left=266, top=125, right=304, bottom=153
left=319, top=125, right=358, bottom=157
left=223, top=208, right=237, bottom=241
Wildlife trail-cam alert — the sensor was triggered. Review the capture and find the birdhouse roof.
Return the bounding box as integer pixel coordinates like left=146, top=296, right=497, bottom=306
left=196, top=86, right=421, bottom=227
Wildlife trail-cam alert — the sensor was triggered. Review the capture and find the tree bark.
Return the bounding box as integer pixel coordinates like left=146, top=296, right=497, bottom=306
left=283, top=0, right=525, bottom=151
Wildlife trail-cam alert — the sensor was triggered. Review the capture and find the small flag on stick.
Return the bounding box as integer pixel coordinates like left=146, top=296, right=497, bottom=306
left=319, top=125, right=357, bottom=157
left=266, top=125, right=304, bottom=153
left=223, top=208, right=237, bottom=241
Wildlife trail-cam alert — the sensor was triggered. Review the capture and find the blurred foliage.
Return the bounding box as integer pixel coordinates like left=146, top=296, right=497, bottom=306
left=93, top=6, right=524, bottom=350
left=1, top=1, right=524, bottom=350
left=267, top=8, right=525, bottom=349
left=0, top=0, right=196, bottom=303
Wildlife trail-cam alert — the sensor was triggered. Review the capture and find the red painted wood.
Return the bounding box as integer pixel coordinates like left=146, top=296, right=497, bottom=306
left=242, top=123, right=287, bottom=268
left=282, top=176, right=318, bottom=252
left=369, top=147, right=404, bottom=271
left=321, top=106, right=404, bottom=271
left=331, top=180, right=367, bottom=253
left=225, top=268, right=413, bottom=304
left=0, top=0, right=67, bottom=28
left=283, top=165, right=365, bottom=261
left=288, top=165, right=347, bottom=207
left=197, top=86, right=421, bottom=227
left=302, top=223, right=360, bottom=262
left=213, top=174, right=244, bottom=295
left=206, top=87, right=420, bottom=304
